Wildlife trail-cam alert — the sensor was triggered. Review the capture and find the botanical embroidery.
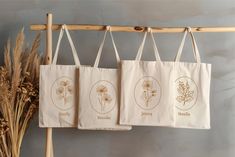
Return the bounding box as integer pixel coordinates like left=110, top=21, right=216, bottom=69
left=96, top=85, right=113, bottom=112
left=89, top=80, right=116, bottom=114
left=175, top=76, right=198, bottom=111
left=134, top=76, right=161, bottom=110
left=142, top=80, right=157, bottom=107
left=176, top=80, right=194, bottom=105
left=50, top=77, right=75, bottom=126
left=56, top=80, right=73, bottom=105
left=51, top=77, right=74, bottom=111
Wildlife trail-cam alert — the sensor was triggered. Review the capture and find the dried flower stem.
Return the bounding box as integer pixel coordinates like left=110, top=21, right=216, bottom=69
left=0, top=29, right=41, bottom=157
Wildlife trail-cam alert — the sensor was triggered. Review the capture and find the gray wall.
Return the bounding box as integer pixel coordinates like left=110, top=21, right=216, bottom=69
left=0, top=0, right=235, bottom=157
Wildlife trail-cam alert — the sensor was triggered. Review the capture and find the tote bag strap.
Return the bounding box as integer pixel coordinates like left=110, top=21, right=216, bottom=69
left=94, top=26, right=120, bottom=68
left=52, top=24, right=81, bottom=66
left=135, top=27, right=161, bottom=61
left=175, top=27, right=201, bottom=63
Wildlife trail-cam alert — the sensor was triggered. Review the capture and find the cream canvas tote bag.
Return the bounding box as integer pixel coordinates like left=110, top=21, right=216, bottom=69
left=78, top=26, right=131, bottom=130
left=120, top=28, right=174, bottom=126
left=173, top=27, right=211, bottom=129
left=39, top=25, right=80, bottom=127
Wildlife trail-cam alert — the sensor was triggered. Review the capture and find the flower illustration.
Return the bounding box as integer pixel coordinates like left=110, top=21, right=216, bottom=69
left=56, top=79, right=73, bottom=105
left=96, top=85, right=108, bottom=94
left=142, top=80, right=157, bottom=107
left=176, top=81, right=194, bottom=105
left=102, top=94, right=112, bottom=103
left=67, top=85, right=73, bottom=94
left=96, top=85, right=112, bottom=112
left=151, top=90, right=157, bottom=96
left=56, top=87, right=64, bottom=95
left=60, top=80, right=69, bottom=86
left=142, top=80, right=153, bottom=90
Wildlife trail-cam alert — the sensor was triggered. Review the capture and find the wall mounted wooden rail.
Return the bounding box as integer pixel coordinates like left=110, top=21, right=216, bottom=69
left=30, top=24, right=235, bottom=32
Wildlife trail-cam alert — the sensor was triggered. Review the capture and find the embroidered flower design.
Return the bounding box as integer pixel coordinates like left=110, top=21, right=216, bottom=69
left=96, top=85, right=112, bottom=112
left=96, top=85, right=108, bottom=94
left=56, top=80, right=73, bottom=105
left=142, top=80, right=153, bottom=90
left=56, top=87, right=64, bottom=95
left=176, top=80, right=194, bottom=105
left=142, top=80, right=157, bottom=107
left=102, top=94, right=112, bottom=103
left=60, top=80, right=69, bottom=86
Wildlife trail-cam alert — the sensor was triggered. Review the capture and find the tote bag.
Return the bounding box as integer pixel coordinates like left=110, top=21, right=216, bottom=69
left=39, top=25, right=80, bottom=127
left=120, top=28, right=174, bottom=126
left=173, top=27, right=211, bottom=129
left=78, top=26, right=131, bottom=130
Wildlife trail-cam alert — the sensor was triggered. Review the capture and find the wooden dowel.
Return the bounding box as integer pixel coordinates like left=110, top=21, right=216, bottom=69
left=44, top=14, right=53, bottom=64
left=45, top=13, right=54, bottom=157
left=31, top=24, right=235, bottom=32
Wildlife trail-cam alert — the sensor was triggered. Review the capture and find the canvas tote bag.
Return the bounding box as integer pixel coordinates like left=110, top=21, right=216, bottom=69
left=78, top=26, right=131, bottom=130
left=39, top=25, right=81, bottom=127
left=120, top=28, right=174, bottom=126
left=173, top=27, right=211, bottom=129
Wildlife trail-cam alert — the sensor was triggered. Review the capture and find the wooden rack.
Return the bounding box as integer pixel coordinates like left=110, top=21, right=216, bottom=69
left=31, top=13, right=235, bottom=157
left=31, top=24, right=235, bottom=33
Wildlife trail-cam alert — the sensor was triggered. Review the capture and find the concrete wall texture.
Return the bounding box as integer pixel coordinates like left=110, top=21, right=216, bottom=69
left=0, top=0, right=234, bottom=157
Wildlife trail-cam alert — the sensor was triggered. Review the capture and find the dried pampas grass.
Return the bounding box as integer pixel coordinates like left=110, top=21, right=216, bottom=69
left=0, top=29, right=41, bottom=157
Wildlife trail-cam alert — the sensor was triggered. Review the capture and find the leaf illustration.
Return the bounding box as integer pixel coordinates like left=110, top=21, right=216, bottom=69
left=176, top=80, right=194, bottom=105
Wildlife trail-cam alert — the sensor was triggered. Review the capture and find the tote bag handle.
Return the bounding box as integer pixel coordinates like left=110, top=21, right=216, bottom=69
left=135, top=27, right=161, bottom=61
left=52, top=24, right=81, bottom=66
left=175, top=27, right=201, bottom=63
left=94, top=26, right=120, bottom=68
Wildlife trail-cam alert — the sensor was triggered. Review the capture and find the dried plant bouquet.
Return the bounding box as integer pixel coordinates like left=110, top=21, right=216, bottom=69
left=0, top=29, right=41, bottom=157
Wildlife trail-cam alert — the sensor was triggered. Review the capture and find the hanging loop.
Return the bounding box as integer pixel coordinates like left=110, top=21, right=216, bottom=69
left=106, top=25, right=111, bottom=31
left=147, top=27, right=151, bottom=33
left=175, top=26, right=201, bottom=63
left=62, top=24, right=66, bottom=30
left=135, top=27, right=161, bottom=61
left=186, top=26, right=192, bottom=32
left=94, top=25, right=120, bottom=67
left=52, top=24, right=81, bottom=65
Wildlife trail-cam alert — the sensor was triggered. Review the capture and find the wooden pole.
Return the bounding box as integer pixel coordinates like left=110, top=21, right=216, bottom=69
left=31, top=24, right=235, bottom=33
left=45, top=13, right=54, bottom=157
left=44, top=14, right=53, bottom=64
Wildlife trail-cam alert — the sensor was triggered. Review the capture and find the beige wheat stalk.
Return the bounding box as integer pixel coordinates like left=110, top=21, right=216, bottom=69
left=0, top=29, right=41, bottom=157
